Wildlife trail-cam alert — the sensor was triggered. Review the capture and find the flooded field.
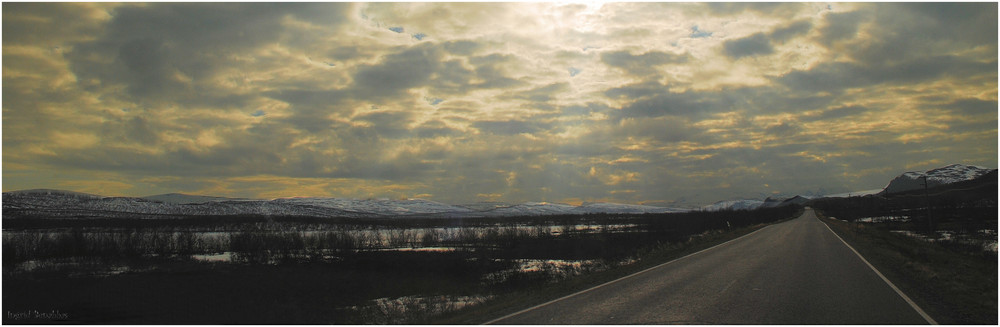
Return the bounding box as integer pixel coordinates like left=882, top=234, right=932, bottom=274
left=3, top=206, right=801, bottom=324
left=856, top=215, right=911, bottom=223
left=2, top=222, right=664, bottom=269
left=888, top=229, right=998, bottom=253
left=849, top=212, right=998, bottom=254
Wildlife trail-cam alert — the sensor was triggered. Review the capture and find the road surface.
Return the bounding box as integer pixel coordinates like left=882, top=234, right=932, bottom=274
left=487, top=208, right=934, bottom=324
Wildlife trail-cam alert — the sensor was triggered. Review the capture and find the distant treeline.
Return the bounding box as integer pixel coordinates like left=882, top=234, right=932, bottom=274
left=3, top=207, right=792, bottom=231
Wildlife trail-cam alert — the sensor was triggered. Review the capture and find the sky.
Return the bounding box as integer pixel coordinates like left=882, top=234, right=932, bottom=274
left=2, top=2, right=997, bottom=207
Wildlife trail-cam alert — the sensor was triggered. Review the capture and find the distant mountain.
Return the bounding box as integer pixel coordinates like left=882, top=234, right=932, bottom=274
left=778, top=195, right=811, bottom=206
left=2, top=191, right=687, bottom=219
left=477, top=202, right=581, bottom=216
left=881, top=164, right=996, bottom=194
left=457, top=202, right=516, bottom=211
left=577, top=202, right=686, bottom=214
left=472, top=201, right=687, bottom=216
left=142, top=193, right=249, bottom=204
left=5, top=188, right=103, bottom=199
left=760, top=197, right=785, bottom=208
left=2, top=191, right=368, bottom=219
left=821, top=189, right=883, bottom=198
left=272, top=197, right=474, bottom=216
left=700, top=199, right=765, bottom=211
left=702, top=195, right=816, bottom=211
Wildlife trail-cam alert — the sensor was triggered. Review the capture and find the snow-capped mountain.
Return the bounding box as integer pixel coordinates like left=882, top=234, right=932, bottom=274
left=464, top=201, right=687, bottom=217
left=701, top=164, right=995, bottom=210
left=700, top=199, right=765, bottom=211
left=2, top=190, right=686, bottom=219
left=456, top=202, right=515, bottom=211
left=881, top=164, right=996, bottom=194
left=821, top=189, right=883, bottom=198
left=478, top=202, right=581, bottom=216
left=272, top=197, right=475, bottom=216
left=2, top=190, right=368, bottom=218
left=576, top=202, right=687, bottom=214
left=4, top=189, right=103, bottom=201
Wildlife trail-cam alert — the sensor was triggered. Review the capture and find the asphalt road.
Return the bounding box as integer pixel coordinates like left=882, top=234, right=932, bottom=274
left=487, top=208, right=934, bottom=325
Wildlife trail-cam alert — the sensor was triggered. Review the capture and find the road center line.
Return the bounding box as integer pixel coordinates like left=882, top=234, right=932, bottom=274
left=718, top=279, right=738, bottom=294
left=819, top=217, right=938, bottom=325
left=483, top=222, right=777, bottom=325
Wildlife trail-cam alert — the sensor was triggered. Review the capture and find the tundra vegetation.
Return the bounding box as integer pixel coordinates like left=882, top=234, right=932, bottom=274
left=4, top=206, right=801, bottom=324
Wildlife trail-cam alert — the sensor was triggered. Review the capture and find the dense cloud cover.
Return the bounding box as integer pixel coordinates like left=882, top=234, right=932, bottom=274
left=3, top=3, right=997, bottom=206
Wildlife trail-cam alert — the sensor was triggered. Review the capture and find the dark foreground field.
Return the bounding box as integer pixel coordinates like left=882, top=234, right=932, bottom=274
left=4, top=206, right=800, bottom=324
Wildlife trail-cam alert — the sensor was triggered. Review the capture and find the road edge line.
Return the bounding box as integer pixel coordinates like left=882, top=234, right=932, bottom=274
left=819, top=219, right=938, bottom=325
left=482, top=222, right=777, bottom=325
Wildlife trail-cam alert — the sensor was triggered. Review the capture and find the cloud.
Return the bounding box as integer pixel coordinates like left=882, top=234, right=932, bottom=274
left=615, top=91, right=713, bottom=119
left=763, top=121, right=801, bottom=137
left=58, top=3, right=357, bottom=113
left=353, top=110, right=418, bottom=139
left=601, top=50, right=688, bottom=76
left=704, top=3, right=806, bottom=17
left=560, top=103, right=613, bottom=116
left=441, top=40, right=481, bottom=55
left=618, top=116, right=702, bottom=144
left=2, top=3, right=110, bottom=46
left=800, top=105, right=869, bottom=122
left=849, top=3, right=997, bottom=66
left=722, top=20, right=812, bottom=60
left=474, top=120, right=552, bottom=135
left=769, top=20, right=812, bottom=43
left=3, top=3, right=996, bottom=206
left=266, top=89, right=349, bottom=133
left=431, top=60, right=477, bottom=94
left=816, top=10, right=868, bottom=47
left=413, top=120, right=462, bottom=138
left=468, top=53, right=528, bottom=89
left=606, top=82, right=743, bottom=120
left=776, top=56, right=996, bottom=94
left=942, top=99, right=998, bottom=116
left=352, top=44, right=443, bottom=98
left=100, top=116, right=159, bottom=146
left=604, top=80, right=666, bottom=100
left=507, top=82, right=570, bottom=103
left=689, top=25, right=712, bottom=38
left=723, top=33, right=773, bottom=59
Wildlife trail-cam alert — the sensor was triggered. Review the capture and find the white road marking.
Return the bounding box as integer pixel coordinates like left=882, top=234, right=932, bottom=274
left=719, top=279, right=738, bottom=294
left=819, top=216, right=938, bottom=325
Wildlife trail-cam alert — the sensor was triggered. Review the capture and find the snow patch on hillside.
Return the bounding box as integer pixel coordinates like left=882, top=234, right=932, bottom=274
left=273, top=197, right=474, bottom=216
left=822, top=189, right=883, bottom=198
left=142, top=193, right=249, bottom=204
left=700, top=199, right=765, bottom=211
left=882, top=164, right=995, bottom=194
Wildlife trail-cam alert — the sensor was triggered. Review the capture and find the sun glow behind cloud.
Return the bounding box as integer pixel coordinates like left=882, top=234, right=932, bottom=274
left=2, top=2, right=997, bottom=206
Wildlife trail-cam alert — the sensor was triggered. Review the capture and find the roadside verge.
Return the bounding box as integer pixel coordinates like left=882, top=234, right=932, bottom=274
left=816, top=210, right=998, bottom=324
